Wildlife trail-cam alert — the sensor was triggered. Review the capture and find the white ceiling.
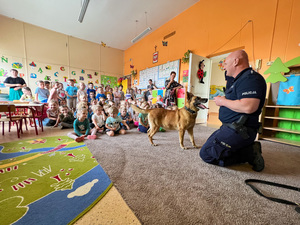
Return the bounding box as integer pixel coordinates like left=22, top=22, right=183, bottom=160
left=0, top=0, right=199, bottom=50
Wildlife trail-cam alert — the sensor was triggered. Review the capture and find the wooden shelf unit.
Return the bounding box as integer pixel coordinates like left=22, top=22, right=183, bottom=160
left=259, top=83, right=300, bottom=147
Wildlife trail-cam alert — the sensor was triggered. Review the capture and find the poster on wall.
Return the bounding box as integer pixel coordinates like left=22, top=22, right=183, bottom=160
left=101, top=75, right=117, bottom=88
left=209, top=85, right=225, bottom=100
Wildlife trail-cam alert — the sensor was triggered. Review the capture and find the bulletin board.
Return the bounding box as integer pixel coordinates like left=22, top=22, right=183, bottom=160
left=138, top=59, right=180, bottom=89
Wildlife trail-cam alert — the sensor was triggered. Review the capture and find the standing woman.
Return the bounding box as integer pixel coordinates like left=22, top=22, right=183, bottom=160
left=164, top=71, right=183, bottom=106
left=4, top=69, right=27, bottom=101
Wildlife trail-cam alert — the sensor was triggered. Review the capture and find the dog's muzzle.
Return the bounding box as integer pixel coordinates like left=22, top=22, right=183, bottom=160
left=194, top=97, right=208, bottom=109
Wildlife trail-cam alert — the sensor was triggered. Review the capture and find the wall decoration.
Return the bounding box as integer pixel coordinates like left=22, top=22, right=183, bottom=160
left=38, top=68, right=43, bottom=73
left=134, top=79, right=138, bottom=85
left=30, top=73, right=37, bottom=78
left=71, top=71, right=76, bottom=75
left=79, top=76, right=84, bottom=81
left=54, top=72, right=59, bottom=77
left=218, top=58, right=226, bottom=71
left=44, top=75, right=51, bottom=81
left=162, top=41, right=168, bottom=46
left=182, top=50, right=191, bottom=63
left=60, top=66, right=65, bottom=71
left=264, top=56, right=300, bottom=83
left=153, top=52, right=158, bottom=64
left=63, top=76, right=68, bottom=82
left=81, top=69, right=85, bottom=74
left=183, top=70, right=189, bottom=83
left=101, top=75, right=117, bottom=88
left=87, top=74, right=92, bottom=79
left=197, top=60, right=205, bottom=84
left=12, top=62, right=23, bottom=69
left=209, top=85, right=225, bottom=100
left=1, top=56, right=8, bottom=63
left=19, top=73, right=25, bottom=77
left=45, top=65, right=52, bottom=70
left=95, top=79, right=99, bottom=84
left=29, top=62, right=37, bottom=67
left=0, top=68, right=8, bottom=77
left=94, top=72, right=98, bottom=76
left=101, top=41, right=106, bottom=47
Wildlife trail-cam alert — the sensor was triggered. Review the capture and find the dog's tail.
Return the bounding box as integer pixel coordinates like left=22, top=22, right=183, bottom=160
left=131, top=104, right=151, bottom=114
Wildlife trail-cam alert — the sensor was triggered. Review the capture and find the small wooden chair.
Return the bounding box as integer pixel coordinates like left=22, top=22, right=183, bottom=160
left=0, top=104, right=23, bottom=138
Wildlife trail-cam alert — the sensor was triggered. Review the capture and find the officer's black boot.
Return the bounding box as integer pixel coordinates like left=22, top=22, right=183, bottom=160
left=248, top=141, right=264, bottom=172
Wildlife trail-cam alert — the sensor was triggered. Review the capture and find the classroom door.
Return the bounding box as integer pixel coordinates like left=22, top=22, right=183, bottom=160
left=188, top=53, right=211, bottom=123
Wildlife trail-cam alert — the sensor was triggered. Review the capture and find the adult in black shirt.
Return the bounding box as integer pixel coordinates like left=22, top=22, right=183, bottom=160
left=4, top=69, right=27, bottom=101
left=164, top=71, right=183, bottom=106
left=145, top=79, right=157, bottom=101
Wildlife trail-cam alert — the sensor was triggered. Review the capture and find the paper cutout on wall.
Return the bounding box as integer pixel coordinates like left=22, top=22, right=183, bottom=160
left=87, top=74, right=92, bottom=79
left=183, top=70, right=189, bottom=83
left=12, top=63, right=23, bottom=69
left=29, top=62, right=36, bottom=67
left=63, top=76, right=68, bottom=82
left=81, top=69, right=85, bottom=74
left=218, top=58, right=226, bottom=71
left=210, top=85, right=225, bottom=100
left=283, top=86, right=294, bottom=94
left=19, top=73, right=25, bottom=77
left=45, top=65, right=52, bottom=70
left=101, top=75, right=117, bottom=88
left=54, top=72, right=59, bottom=77
left=0, top=68, right=8, bottom=77
left=264, top=57, right=288, bottom=83
left=71, top=71, right=76, bottom=75
left=79, top=76, right=84, bottom=81
left=94, top=72, right=98, bottom=76
left=95, top=79, right=99, bottom=84
left=30, top=73, right=37, bottom=78
left=1, top=56, right=8, bottom=63
left=44, top=76, right=51, bottom=81
left=73, top=79, right=77, bottom=83
left=38, top=68, right=43, bottom=73
left=60, top=67, right=65, bottom=71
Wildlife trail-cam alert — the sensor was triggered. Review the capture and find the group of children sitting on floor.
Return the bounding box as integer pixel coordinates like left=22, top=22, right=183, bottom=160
left=19, top=79, right=176, bottom=142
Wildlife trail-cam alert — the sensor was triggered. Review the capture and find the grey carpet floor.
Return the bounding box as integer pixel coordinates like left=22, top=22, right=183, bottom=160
left=85, top=125, right=300, bottom=225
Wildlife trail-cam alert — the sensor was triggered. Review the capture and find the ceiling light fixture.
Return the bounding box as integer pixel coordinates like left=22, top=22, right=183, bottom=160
left=78, top=0, right=90, bottom=23
left=131, top=27, right=152, bottom=43
left=131, top=12, right=152, bottom=43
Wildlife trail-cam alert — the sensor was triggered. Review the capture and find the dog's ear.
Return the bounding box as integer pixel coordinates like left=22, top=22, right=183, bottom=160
left=186, top=92, right=194, bottom=101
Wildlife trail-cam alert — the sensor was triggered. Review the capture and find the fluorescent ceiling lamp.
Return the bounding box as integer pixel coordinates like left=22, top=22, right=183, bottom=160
left=131, top=27, right=152, bottom=43
left=78, top=0, right=90, bottom=23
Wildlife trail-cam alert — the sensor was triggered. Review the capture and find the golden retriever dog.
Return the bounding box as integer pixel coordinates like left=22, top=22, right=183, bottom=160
left=131, top=92, right=208, bottom=149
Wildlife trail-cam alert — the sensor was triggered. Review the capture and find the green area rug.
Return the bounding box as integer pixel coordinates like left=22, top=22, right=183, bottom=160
left=0, top=136, right=112, bottom=225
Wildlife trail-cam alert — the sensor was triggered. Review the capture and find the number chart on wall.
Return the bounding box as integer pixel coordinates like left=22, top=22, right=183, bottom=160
left=138, top=59, right=180, bottom=89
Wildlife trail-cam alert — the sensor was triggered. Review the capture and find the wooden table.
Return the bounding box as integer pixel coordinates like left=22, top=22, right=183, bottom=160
left=13, top=103, right=45, bottom=135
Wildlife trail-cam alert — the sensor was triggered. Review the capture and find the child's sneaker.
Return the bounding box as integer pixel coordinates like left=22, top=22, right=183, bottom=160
left=159, top=127, right=166, bottom=132
left=87, top=135, right=97, bottom=139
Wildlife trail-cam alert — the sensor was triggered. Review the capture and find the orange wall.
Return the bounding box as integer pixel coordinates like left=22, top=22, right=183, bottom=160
left=124, top=0, right=300, bottom=85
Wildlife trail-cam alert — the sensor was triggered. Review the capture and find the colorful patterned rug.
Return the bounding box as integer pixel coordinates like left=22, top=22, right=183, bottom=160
left=0, top=136, right=112, bottom=225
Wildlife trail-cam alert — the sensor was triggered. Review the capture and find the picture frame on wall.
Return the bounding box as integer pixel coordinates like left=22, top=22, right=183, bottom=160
left=153, top=51, right=158, bottom=63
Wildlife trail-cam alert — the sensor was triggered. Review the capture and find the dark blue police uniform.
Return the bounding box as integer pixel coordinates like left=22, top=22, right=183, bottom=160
left=200, top=68, right=266, bottom=166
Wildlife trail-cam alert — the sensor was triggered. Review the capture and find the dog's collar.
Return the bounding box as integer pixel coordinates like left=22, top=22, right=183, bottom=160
left=184, top=106, right=196, bottom=115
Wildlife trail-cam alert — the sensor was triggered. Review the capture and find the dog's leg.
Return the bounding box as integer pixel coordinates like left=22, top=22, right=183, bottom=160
left=179, top=129, right=187, bottom=150
left=187, top=127, right=199, bottom=148
left=148, top=126, right=160, bottom=146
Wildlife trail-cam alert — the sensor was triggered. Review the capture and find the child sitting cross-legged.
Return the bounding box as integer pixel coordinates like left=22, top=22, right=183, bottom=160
left=54, top=105, right=74, bottom=129
left=43, top=100, right=59, bottom=126
left=105, top=106, right=130, bottom=136
left=137, top=102, right=150, bottom=133
left=67, top=107, right=97, bottom=142
left=118, top=106, right=132, bottom=130
left=91, top=105, right=107, bottom=134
